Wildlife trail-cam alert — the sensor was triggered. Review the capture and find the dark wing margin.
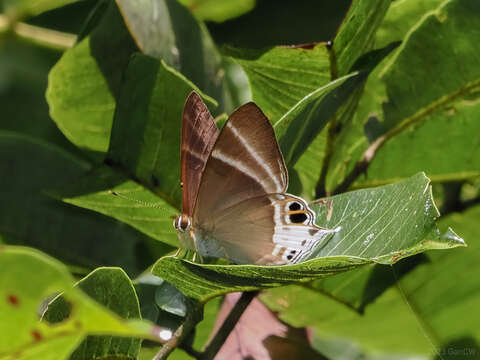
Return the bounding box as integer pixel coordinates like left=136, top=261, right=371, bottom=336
left=181, top=91, right=220, bottom=216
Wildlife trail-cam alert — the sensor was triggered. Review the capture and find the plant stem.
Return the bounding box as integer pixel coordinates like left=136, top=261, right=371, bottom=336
left=315, top=40, right=339, bottom=198
left=0, top=14, right=76, bottom=50
left=315, top=119, right=339, bottom=198
left=199, top=291, right=259, bottom=360
left=153, top=305, right=203, bottom=360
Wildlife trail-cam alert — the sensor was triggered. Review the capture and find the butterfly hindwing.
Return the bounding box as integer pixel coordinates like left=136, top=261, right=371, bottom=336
left=195, top=194, right=331, bottom=265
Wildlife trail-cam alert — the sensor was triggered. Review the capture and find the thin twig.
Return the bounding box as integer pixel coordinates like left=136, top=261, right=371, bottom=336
left=315, top=119, right=339, bottom=198
left=0, top=14, right=76, bottom=50
left=315, top=40, right=339, bottom=198
left=153, top=305, right=203, bottom=360
left=332, top=135, right=384, bottom=195
left=199, top=291, right=259, bottom=360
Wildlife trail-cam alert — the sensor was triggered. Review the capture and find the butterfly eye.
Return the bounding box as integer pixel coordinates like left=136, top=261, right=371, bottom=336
left=174, top=215, right=191, bottom=232
left=288, top=202, right=302, bottom=211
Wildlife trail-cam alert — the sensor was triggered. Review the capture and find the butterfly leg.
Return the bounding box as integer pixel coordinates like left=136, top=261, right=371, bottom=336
left=192, top=252, right=205, bottom=264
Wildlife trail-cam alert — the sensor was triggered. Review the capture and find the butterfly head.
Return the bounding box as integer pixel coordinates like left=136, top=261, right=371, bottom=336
left=174, top=214, right=197, bottom=251
left=174, top=214, right=191, bottom=232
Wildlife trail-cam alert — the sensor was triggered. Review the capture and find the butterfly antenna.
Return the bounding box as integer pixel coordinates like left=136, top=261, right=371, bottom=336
left=390, top=265, right=444, bottom=359
left=108, top=190, right=174, bottom=216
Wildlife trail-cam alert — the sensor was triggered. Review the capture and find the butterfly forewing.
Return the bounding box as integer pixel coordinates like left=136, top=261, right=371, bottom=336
left=194, top=102, right=288, bottom=224
left=181, top=92, right=219, bottom=217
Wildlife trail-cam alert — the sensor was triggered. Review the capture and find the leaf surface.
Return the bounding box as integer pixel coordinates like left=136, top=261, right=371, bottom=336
left=261, top=205, right=479, bottom=356
left=0, top=247, right=158, bottom=360
left=44, top=268, right=142, bottom=360
left=151, top=174, right=464, bottom=302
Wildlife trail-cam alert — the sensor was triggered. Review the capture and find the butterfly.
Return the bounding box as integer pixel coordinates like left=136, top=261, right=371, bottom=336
left=173, top=92, right=332, bottom=265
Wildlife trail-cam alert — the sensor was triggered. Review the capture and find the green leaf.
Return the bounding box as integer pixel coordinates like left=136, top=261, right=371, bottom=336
left=177, top=0, right=256, bottom=22
left=292, top=132, right=327, bottom=200
left=46, top=1, right=138, bottom=157
left=274, top=72, right=359, bottom=166
left=155, top=282, right=188, bottom=317
left=304, top=254, right=427, bottom=313
left=0, top=131, right=167, bottom=275
left=115, top=0, right=226, bottom=108
left=153, top=256, right=367, bottom=304
left=53, top=166, right=179, bottom=248
left=44, top=268, right=142, bottom=360
left=151, top=173, right=464, bottom=302
left=363, top=0, right=480, bottom=184
left=0, top=247, right=158, bottom=360
left=279, top=43, right=400, bottom=195
left=308, top=173, right=459, bottom=260
left=328, top=0, right=480, bottom=189
left=261, top=205, right=480, bottom=356
left=224, top=45, right=331, bottom=122
left=108, top=53, right=215, bottom=207
left=332, top=0, right=391, bottom=75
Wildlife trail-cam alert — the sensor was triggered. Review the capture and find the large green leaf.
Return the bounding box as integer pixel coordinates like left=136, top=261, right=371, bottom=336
left=151, top=173, right=464, bottom=303
left=0, top=247, right=158, bottom=360
left=108, top=53, right=215, bottom=207
left=276, top=43, right=399, bottom=170
left=46, top=1, right=138, bottom=157
left=262, top=205, right=480, bottom=357
left=223, top=45, right=331, bottom=122
left=332, top=0, right=391, bottom=76
left=0, top=131, right=168, bottom=276
left=44, top=268, right=142, bottom=360
left=275, top=73, right=359, bottom=166
left=224, top=0, right=391, bottom=121
left=302, top=254, right=427, bottom=313
left=327, top=0, right=480, bottom=190
left=115, top=0, right=227, bottom=110
left=54, top=166, right=179, bottom=247
left=360, top=0, right=480, bottom=185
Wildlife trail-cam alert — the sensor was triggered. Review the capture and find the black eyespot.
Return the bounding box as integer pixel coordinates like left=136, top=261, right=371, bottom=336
left=287, top=255, right=293, bottom=260
left=290, top=212, right=307, bottom=223
left=289, top=202, right=302, bottom=211
left=291, top=250, right=296, bottom=254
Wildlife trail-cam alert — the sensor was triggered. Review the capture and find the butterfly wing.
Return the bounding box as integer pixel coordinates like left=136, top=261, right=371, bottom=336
left=181, top=92, right=219, bottom=216
left=195, top=194, right=332, bottom=265
left=191, top=101, right=328, bottom=264
left=193, top=102, right=288, bottom=225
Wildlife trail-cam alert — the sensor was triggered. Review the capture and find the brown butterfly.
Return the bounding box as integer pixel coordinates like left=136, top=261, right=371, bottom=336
left=174, top=92, right=331, bottom=265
